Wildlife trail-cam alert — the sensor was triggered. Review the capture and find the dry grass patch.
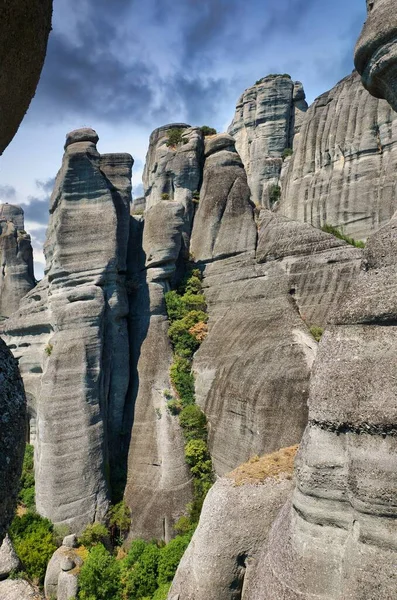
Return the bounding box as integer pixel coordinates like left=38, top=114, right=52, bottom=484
left=227, top=445, right=298, bottom=486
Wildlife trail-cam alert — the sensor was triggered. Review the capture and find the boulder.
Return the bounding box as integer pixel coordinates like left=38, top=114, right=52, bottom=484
left=0, top=579, right=43, bottom=599
left=44, top=545, right=83, bottom=600
left=0, top=536, right=20, bottom=580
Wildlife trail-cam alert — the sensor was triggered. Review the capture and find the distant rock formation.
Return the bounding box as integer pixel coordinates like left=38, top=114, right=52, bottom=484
left=4, top=129, right=133, bottom=532
left=169, top=447, right=296, bottom=600
left=279, top=71, right=397, bottom=240
left=228, top=74, right=308, bottom=207
left=0, top=204, right=35, bottom=319
left=0, top=0, right=53, bottom=154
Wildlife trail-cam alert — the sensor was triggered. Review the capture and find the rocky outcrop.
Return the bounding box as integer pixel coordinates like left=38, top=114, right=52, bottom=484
left=355, top=0, right=397, bottom=112
left=0, top=203, right=35, bottom=319
left=3, top=129, right=133, bottom=532
left=278, top=71, right=397, bottom=240
left=0, top=0, right=52, bottom=154
left=228, top=75, right=308, bottom=207
left=0, top=535, right=20, bottom=580
left=44, top=541, right=82, bottom=600
left=0, top=579, right=43, bottom=599
left=0, top=338, right=26, bottom=545
left=168, top=447, right=296, bottom=600
left=193, top=204, right=362, bottom=474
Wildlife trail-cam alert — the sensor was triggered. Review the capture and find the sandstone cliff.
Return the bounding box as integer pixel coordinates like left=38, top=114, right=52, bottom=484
left=0, top=204, right=35, bottom=319
left=228, top=75, right=308, bottom=207
left=279, top=71, right=397, bottom=240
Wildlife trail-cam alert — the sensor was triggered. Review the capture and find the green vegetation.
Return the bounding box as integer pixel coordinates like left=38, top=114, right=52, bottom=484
left=44, top=342, right=53, bottom=356
left=269, top=184, right=281, bottom=207
left=166, top=128, right=185, bottom=147
left=164, top=268, right=214, bottom=529
left=161, top=193, right=170, bottom=201
left=200, top=125, right=217, bottom=137
left=18, top=444, right=35, bottom=509
left=78, top=523, right=109, bottom=549
left=79, top=543, right=121, bottom=600
left=192, top=190, right=200, bottom=203
left=321, top=224, right=365, bottom=249
left=282, top=148, right=293, bottom=160
left=9, top=512, right=56, bottom=585
left=309, top=326, right=324, bottom=343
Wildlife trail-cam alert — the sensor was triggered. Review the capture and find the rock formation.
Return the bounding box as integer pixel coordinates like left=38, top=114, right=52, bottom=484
left=0, top=203, right=35, bottom=319
left=0, top=0, right=53, bottom=154
left=0, top=578, right=43, bottom=599
left=3, top=129, right=133, bottom=532
left=278, top=71, right=397, bottom=240
left=44, top=536, right=82, bottom=600
left=0, top=337, right=26, bottom=545
left=228, top=74, right=308, bottom=207
left=0, top=535, right=20, bottom=580
left=168, top=447, right=296, bottom=600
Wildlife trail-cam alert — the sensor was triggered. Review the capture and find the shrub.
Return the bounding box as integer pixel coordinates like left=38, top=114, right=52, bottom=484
left=123, top=539, right=148, bottom=568
left=152, top=583, right=172, bottom=600
left=321, top=224, right=365, bottom=249
left=44, top=343, right=53, bottom=356
left=9, top=513, right=56, bottom=585
left=282, top=148, right=293, bottom=160
left=269, top=184, right=281, bottom=207
left=200, top=126, right=217, bottom=137
left=120, top=543, right=160, bottom=599
left=179, top=405, right=207, bottom=442
left=309, top=326, right=324, bottom=342
left=166, top=128, right=184, bottom=147
left=157, top=534, right=192, bottom=585
left=108, top=501, right=131, bottom=544
left=184, top=439, right=212, bottom=473
left=165, top=291, right=187, bottom=322
left=18, top=444, right=35, bottom=509
left=170, top=357, right=195, bottom=405
left=78, top=543, right=121, bottom=600
left=174, top=515, right=196, bottom=536
left=78, top=523, right=109, bottom=549
left=161, top=193, right=170, bottom=201
left=167, top=399, right=183, bottom=415
left=192, top=190, right=200, bottom=203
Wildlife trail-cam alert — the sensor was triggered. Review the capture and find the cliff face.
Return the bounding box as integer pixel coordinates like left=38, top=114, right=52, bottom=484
left=3, top=129, right=133, bottom=532
left=0, top=204, right=35, bottom=319
left=228, top=75, right=308, bottom=207
left=279, top=71, right=397, bottom=240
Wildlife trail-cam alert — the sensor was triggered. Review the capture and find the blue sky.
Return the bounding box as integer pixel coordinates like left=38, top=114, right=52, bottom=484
left=0, top=0, right=367, bottom=277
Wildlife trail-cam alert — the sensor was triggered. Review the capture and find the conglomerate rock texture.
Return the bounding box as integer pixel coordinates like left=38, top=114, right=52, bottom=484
left=0, top=0, right=52, bottom=154
left=3, top=129, right=133, bottom=532
left=0, top=203, right=35, bottom=319
left=228, top=75, right=308, bottom=207
left=278, top=71, right=397, bottom=240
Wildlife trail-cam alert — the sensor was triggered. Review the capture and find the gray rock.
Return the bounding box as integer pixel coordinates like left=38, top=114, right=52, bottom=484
left=190, top=134, right=257, bottom=261
left=0, top=338, right=26, bottom=545
left=62, top=534, right=77, bottom=548
left=355, top=0, right=397, bottom=112
left=64, top=127, right=99, bottom=148
left=4, top=129, right=133, bottom=532
left=228, top=74, right=308, bottom=207
left=0, top=0, right=52, bottom=155
left=168, top=448, right=295, bottom=600
left=44, top=546, right=83, bottom=600
left=0, top=204, right=35, bottom=319
left=0, top=536, right=20, bottom=580
left=0, top=579, right=43, bottom=599
left=57, top=570, right=78, bottom=600
left=279, top=71, right=397, bottom=240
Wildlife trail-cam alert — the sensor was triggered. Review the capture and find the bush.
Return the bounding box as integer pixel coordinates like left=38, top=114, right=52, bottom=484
left=170, top=357, right=195, bottom=405
left=282, top=148, right=293, bottom=160
left=157, top=534, right=192, bottom=585
left=200, top=126, right=217, bottom=137
left=9, top=513, right=56, bottom=585
left=152, top=583, right=171, bottom=600
left=309, top=326, right=324, bottom=342
left=166, top=128, right=184, bottom=147
left=269, top=184, right=281, bottom=207
left=120, top=543, right=160, bottom=599
left=179, top=405, right=207, bottom=442
left=44, top=343, right=53, bottom=356
left=192, top=190, right=200, bottom=203
left=161, top=193, right=170, bottom=200
left=18, top=444, right=35, bottom=509
left=165, top=291, right=187, bottom=322
left=78, top=523, right=109, bottom=549
left=108, top=501, right=131, bottom=544
left=321, top=224, right=365, bottom=249
left=78, top=543, right=121, bottom=600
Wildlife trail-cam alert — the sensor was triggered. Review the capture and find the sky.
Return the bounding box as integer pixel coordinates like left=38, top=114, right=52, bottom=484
left=0, top=0, right=367, bottom=278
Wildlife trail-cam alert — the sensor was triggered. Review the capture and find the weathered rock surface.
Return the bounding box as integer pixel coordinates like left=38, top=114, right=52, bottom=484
left=4, top=129, right=133, bottom=532
left=0, top=203, right=35, bottom=319
left=355, top=0, right=397, bottom=112
left=168, top=447, right=296, bottom=600
left=0, top=535, right=20, bottom=580
left=228, top=75, right=308, bottom=207
left=193, top=207, right=362, bottom=474
left=278, top=71, right=397, bottom=240
left=0, top=338, right=26, bottom=545
left=0, top=579, right=43, bottom=599
left=44, top=544, right=83, bottom=599
left=0, top=0, right=52, bottom=155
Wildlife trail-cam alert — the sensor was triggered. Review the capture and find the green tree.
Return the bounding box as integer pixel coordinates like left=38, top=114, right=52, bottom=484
left=120, top=543, right=160, bottom=599
left=18, top=444, right=35, bottom=509
left=78, top=523, right=109, bottom=549
left=157, top=534, right=191, bottom=585
left=109, top=501, right=131, bottom=544
left=78, top=544, right=121, bottom=600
